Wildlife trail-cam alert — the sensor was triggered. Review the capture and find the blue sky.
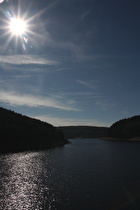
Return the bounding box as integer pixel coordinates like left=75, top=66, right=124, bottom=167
left=0, top=0, right=140, bottom=127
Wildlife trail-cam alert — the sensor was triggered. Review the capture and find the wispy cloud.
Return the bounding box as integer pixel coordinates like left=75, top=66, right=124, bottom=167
left=0, top=90, right=80, bottom=111
left=80, top=10, right=90, bottom=20
left=0, top=55, right=57, bottom=65
left=60, top=91, right=100, bottom=100
left=33, top=115, right=110, bottom=127
left=120, top=110, right=129, bottom=115
left=77, top=80, right=101, bottom=89
left=95, top=99, right=116, bottom=111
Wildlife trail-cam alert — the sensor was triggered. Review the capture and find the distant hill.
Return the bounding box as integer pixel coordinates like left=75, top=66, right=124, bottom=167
left=0, top=107, right=69, bottom=154
left=106, top=115, right=140, bottom=140
left=59, top=126, right=109, bottom=139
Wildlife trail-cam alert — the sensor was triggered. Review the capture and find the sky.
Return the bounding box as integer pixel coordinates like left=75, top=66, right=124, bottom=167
left=0, top=0, right=140, bottom=127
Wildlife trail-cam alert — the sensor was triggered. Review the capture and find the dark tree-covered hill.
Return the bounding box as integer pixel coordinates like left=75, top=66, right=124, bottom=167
left=107, top=115, right=140, bottom=140
left=0, top=107, right=69, bottom=154
left=59, top=126, right=109, bottom=139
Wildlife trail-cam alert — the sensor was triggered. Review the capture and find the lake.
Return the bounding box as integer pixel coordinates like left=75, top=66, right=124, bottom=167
left=1, top=138, right=140, bottom=210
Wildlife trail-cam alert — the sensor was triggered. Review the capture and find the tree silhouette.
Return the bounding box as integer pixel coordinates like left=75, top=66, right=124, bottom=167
left=0, top=107, right=68, bottom=154
left=108, top=116, right=140, bottom=139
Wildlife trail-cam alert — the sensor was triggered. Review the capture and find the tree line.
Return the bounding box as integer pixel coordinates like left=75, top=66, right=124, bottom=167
left=107, top=115, right=140, bottom=139
left=0, top=107, right=68, bottom=154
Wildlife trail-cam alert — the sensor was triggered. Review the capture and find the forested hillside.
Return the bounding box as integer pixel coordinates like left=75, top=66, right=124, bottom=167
left=107, top=115, right=140, bottom=140
left=60, top=126, right=109, bottom=139
left=0, top=107, right=69, bottom=154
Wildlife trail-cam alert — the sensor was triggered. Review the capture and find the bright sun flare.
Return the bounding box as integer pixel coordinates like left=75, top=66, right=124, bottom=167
left=10, top=18, right=26, bottom=35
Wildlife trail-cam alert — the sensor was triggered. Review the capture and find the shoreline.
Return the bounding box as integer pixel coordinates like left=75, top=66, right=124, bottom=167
left=100, top=136, right=140, bottom=141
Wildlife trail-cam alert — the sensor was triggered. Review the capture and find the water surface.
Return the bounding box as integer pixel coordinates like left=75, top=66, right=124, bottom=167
left=1, top=139, right=140, bottom=209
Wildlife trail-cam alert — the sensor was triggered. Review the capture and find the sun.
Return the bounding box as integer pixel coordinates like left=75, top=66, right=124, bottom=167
left=10, top=18, right=26, bottom=35
left=0, top=1, right=48, bottom=51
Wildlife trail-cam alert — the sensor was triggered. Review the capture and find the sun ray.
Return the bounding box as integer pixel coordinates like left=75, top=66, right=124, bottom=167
left=3, top=33, right=14, bottom=51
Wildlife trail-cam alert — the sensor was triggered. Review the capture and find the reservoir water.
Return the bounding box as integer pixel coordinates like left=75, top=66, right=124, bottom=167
left=1, top=138, right=140, bottom=210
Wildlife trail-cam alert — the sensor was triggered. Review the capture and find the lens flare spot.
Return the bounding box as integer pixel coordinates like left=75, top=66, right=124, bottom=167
left=0, top=0, right=4, bottom=4
left=23, top=35, right=28, bottom=43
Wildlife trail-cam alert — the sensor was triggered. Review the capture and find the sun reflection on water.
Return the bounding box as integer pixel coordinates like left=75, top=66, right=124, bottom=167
left=0, top=151, right=57, bottom=210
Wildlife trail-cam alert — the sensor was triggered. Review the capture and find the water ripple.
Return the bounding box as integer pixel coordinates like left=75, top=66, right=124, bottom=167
left=0, top=151, right=60, bottom=210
